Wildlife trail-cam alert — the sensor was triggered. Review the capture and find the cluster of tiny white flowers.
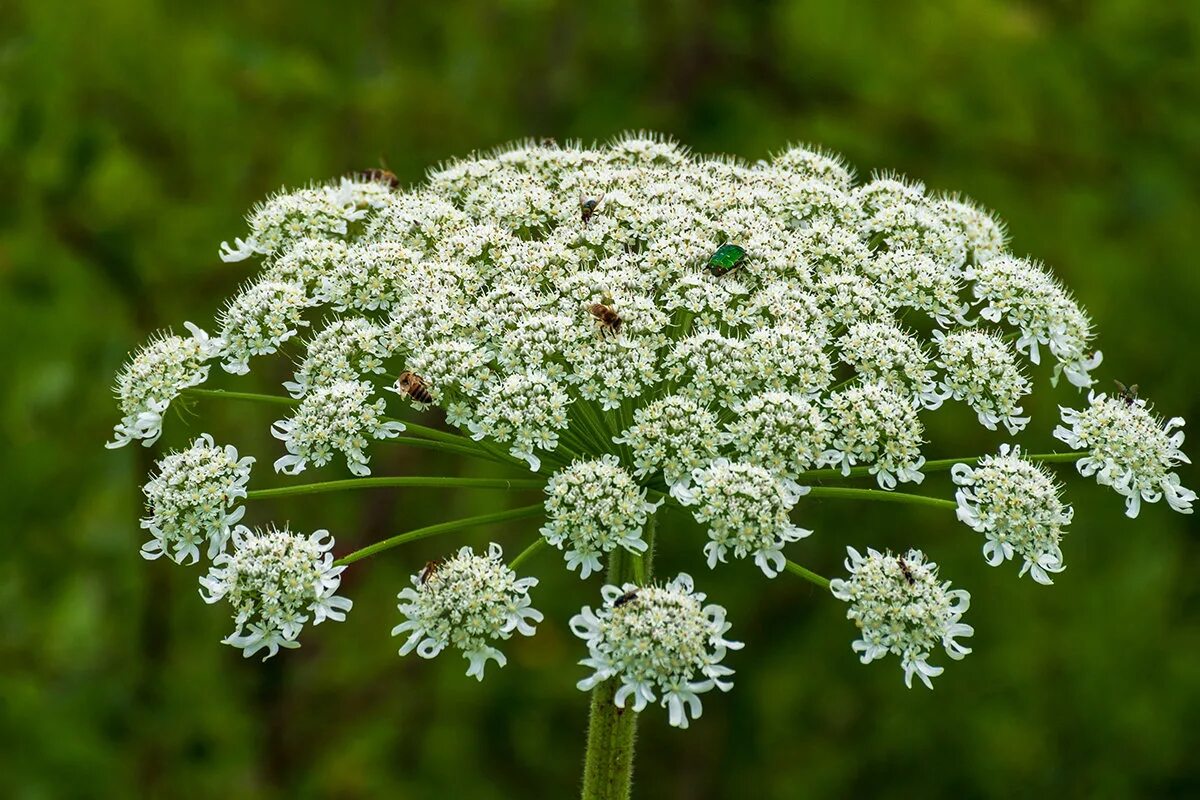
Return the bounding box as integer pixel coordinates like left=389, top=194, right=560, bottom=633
left=541, top=456, right=662, bottom=578
left=107, top=134, right=1194, bottom=714
left=1055, top=392, right=1195, bottom=518
left=934, top=329, right=1032, bottom=434
left=570, top=573, right=742, bottom=728
left=199, top=525, right=352, bottom=660
left=724, top=393, right=832, bottom=478
left=968, top=255, right=1102, bottom=388
left=217, top=280, right=311, bottom=375
left=107, top=322, right=221, bottom=448
left=392, top=543, right=542, bottom=680
left=671, top=459, right=812, bottom=577
left=140, top=434, right=254, bottom=565
left=838, top=322, right=944, bottom=410
left=823, top=382, right=927, bottom=489
left=952, top=445, right=1073, bottom=584
left=829, top=547, right=974, bottom=689
left=272, top=380, right=406, bottom=476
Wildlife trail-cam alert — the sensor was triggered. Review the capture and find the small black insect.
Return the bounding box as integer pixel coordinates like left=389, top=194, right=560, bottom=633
left=897, top=557, right=915, bottom=585
left=1114, top=380, right=1139, bottom=406
left=613, top=590, right=639, bottom=608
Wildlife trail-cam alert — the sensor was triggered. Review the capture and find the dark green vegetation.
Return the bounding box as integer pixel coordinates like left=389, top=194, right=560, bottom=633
left=2, top=1, right=1198, bottom=798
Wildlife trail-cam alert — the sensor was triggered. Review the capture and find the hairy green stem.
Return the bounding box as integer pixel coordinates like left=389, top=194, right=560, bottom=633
left=805, top=486, right=957, bottom=511
left=509, top=537, right=549, bottom=571
left=580, top=515, right=655, bottom=800
left=794, top=451, right=1087, bottom=482
left=785, top=560, right=831, bottom=590
left=334, top=504, right=544, bottom=567
left=246, top=476, right=545, bottom=501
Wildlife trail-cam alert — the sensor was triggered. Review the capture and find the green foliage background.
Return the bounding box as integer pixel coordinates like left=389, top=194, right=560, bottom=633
left=2, top=1, right=1198, bottom=797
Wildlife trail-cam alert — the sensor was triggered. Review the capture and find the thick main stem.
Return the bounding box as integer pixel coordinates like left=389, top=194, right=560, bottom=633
left=580, top=516, right=655, bottom=800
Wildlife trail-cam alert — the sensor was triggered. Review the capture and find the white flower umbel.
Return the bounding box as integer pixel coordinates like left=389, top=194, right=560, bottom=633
left=217, top=280, right=312, bottom=375
left=830, top=546, right=973, bottom=689
left=141, top=434, right=254, bottom=565
left=199, top=525, right=352, bottom=660
left=823, top=382, right=927, bottom=489
left=838, top=321, right=945, bottom=410
left=615, top=394, right=726, bottom=485
left=936, top=195, right=1007, bottom=265
left=272, top=380, right=405, bottom=476
left=284, top=317, right=391, bottom=398
left=968, top=255, right=1102, bottom=388
left=466, top=371, right=572, bottom=471
left=724, top=392, right=832, bottom=478
left=1055, top=391, right=1195, bottom=518
left=671, top=459, right=812, bottom=578
left=541, top=456, right=663, bottom=578
left=864, top=250, right=969, bottom=327
left=952, top=445, right=1073, bottom=584
left=934, top=329, right=1032, bottom=434
left=392, top=543, right=542, bottom=680
left=107, top=322, right=220, bottom=448
left=219, top=184, right=368, bottom=263
left=570, top=573, right=743, bottom=729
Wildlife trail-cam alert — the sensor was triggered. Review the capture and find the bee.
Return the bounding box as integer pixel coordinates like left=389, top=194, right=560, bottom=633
left=358, top=168, right=400, bottom=189
left=1114, top=380, right=1140, bottom=406
left=706, top=243, right=748, bottom=277
left=613, top=590, right=639, bottom=608
left=897, top=556, right=915, bottom=585
left=396, top=371, right=433, bottom=404
left=579, top=191, right=605, bottom=225
left=588, top=302, right=622, bottom=337
left=418, top=559, right=443, bottom=585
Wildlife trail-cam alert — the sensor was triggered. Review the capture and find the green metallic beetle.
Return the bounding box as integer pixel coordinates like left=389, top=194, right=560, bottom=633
left=706, top=243, right=747, bottom=276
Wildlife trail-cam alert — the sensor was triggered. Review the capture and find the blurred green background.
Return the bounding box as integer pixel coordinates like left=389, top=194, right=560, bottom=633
left=3, top=1, right=1199, bottom=797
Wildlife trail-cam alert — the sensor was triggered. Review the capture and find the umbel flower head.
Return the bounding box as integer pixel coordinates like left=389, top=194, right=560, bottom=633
left=272, top=380, right=406, bottom=476
left=952, top=445, right=1073, bottom=584
left=392, top=543, right=542, bottom=680
left=570, top=573, right=743, bottom=729
left=541, top=455, right=663, bottom=578
left=1055, top=390, right=1195, bottom=518
left=830, top=547, right=973, bottom=689
left=140, top=434, right=254, bottom=565
left=671, top=459, right=811, bottom=578
left=199, top=524, right=352, bottom=660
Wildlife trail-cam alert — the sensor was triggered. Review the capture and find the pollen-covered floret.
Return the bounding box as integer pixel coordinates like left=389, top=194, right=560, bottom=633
left=671, top=459, right=812, bottom=577
left=272, top=380, right=405, bottom=476
left=614, top=395, right=727, bottom=485
left=108, top=322, right=220, bottom=448
left=952, top=445, right=1073, bottom=584
left=838, top=322, right=944, bottom=409
left=217, top=280, right=311, bottom=375
left=829, top=546, right=973, bottom=689
left=724, top=392, right=832, bottom=478
left=541, top=455, right=662, bottom=578
left=934, top=329, right=1032, bottom=434
left=199, top=525, right=352, bottom=660
left=823, top=382, right=927, bottom=489
left=570, top=573, right=743, bottom=729
left=968, top=255, right=1102, bottom=388
left=392, top=543, right=542, bottom=680
left=141, top=434, right=254, bottom=565
left=1055, top=391, right=1195, bottom=518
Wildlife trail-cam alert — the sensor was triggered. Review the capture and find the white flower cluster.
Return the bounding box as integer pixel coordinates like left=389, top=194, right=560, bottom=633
left=272, top=380, right=406, bottom=476
left=934, top=329, right=1031, bottom=434
left=614, top=395, right=725, bottom=484
left=541, top=456, right=662, bottom=578
left=140, top=434, right=254, bottom=565
left=284, top=317, right=392, bottom=398
left=107, top=322, right=220, bottom=448
left=1055, top=391, right=1195, bottom=517
left=671, top=459, right=812, bottom=577
left=830, top=546, right=974, bottom=689
left=838, top=322, right=944, bottom=410
left=823, top=382, right=927, bottom=489
left=952, top=445, right=1073, bottom=584
left=724, top=392, right=832, bottom=478
left=200, top=525, right=352, bottom=660
left=570, top=573, right=742, bottom=728
left=392, top=543, right=542, bottom=680
left=217, top=280, right=311, bottom=375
